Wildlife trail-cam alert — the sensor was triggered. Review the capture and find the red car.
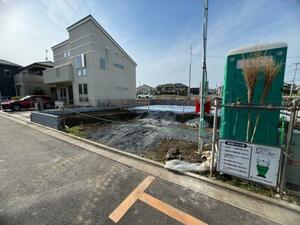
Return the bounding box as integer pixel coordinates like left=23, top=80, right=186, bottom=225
left=1, top=95, right=54, bottom=111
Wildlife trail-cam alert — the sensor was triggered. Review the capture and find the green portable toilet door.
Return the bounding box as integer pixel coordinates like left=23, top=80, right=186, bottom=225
left=220, top=42, right=287, bottom=146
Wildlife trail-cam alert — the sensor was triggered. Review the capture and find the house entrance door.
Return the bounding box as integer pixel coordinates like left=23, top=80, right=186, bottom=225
left=59, top=87, right=67, bottom=103
left=68, top=85, right=73, bottom=104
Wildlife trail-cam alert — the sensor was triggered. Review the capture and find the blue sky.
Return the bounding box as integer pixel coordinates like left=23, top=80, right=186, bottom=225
left=0, top=0, right=299, bottom=88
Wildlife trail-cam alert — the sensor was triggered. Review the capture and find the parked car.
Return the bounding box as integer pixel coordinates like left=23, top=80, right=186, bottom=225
left=137, top=93, right=152, bottom=99
left=1, top=95, right=54, bottom=111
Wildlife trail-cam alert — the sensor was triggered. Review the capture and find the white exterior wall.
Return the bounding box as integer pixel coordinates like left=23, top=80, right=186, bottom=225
left=53, top=42, right=71, bottom=67
left=49, top=18, right=136, bottom=107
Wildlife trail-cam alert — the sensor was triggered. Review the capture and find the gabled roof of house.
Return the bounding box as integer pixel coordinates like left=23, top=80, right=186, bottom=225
left=157, top=83, right=187, bottom=87
left=51, top=39, right=69, bottom=50
left=35, top=61, right=54, bottom=67
left=137, top=84, right=153, bottom=89
left=65, top=15, right=137, bottom=66
left=174, top=83, right=187, bottom=87
left=0, top=59, right=22, bottom=67
left=18, top=61, right=54, bottom=72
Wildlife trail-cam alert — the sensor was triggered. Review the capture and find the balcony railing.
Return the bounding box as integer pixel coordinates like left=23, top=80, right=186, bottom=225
left=43, top=63, right=73, bottom=84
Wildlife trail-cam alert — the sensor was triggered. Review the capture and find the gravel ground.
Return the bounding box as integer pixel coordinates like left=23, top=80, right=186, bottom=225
left=82, top=111, right=212, bottom=155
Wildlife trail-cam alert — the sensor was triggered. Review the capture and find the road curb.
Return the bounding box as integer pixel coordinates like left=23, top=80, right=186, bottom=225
left=1, top=111, right=300, bottom=214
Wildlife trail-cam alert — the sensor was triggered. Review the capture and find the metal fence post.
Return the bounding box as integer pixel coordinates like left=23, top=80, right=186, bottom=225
left=210, top=99, right=218, bottom=177
left=279, top=100, right=297, bottom=198
left=62, top=105, right=66, bottom=130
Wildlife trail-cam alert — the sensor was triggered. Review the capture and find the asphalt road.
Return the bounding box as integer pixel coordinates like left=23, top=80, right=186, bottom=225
left=0, top=115, right=279, bottom=225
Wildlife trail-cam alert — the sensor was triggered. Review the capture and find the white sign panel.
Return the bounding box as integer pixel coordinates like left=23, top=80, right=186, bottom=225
left=219, top=140, right=252, bottom=178
left=218, top=139, right=281, bottom=187
left=249, top=145, right=281, bottom=186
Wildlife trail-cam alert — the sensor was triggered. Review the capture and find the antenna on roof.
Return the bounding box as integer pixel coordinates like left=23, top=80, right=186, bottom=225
left=45, top=49, right=49, bottom=61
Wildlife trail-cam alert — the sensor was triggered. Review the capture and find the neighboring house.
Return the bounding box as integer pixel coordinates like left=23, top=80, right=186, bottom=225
left=136, top=84, right=154, bottom=95
left=155, top=83, right=188, bottom=95
left=189, top=87, right=221, bottom=97
left=283, top=82, right=291, bottom=95
left=14, top=61, right=53, bottom=97
left=190, top=87, right=199, bottom=95
left=283, top=82, right=297, bottom=96
left=0, top=59, right=22, bottom=100
left=216, top=85, right=223, bottom=96
left=43, top=15, right=137, bottom=106
left=208, top=88, right=217, bottom=95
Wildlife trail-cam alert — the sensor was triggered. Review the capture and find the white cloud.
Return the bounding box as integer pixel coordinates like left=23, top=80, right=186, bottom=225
left=0, top=0, right=9, bottom=5
left=40, top=0, right=90, bottom=27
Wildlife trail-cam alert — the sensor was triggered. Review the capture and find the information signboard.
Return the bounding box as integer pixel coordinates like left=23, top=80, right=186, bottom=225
left=218, top=139, right=281, bottom=187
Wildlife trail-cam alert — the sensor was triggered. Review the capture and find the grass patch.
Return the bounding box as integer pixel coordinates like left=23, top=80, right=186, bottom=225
left=65, top=125, right=85, bottom=138
left=213, top=173, right=276, bottom=197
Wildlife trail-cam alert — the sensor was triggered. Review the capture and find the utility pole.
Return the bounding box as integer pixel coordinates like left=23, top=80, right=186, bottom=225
left=290, top=63, right=300, bottom=97
left=188, top=46, right=192, bottom=100
left=198, top=0, right=208, bottom=155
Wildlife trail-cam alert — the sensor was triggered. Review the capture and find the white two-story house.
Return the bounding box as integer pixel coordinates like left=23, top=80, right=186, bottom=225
left=14, top=61, right=53, bottom=97
left=43, top=15, right=137, bottom=106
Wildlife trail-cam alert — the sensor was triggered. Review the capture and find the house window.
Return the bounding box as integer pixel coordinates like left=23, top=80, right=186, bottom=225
left=82, top=68, right=87, bottom=76
left=75, top=55, right=81, bottom=68
left=75, top=54, right=87, bottom=76
left=83, top=83, right=88, bottom=95
left=78, top=83, right=89, bottom=103
left=114, top=63, right=124, bottom=70
left=63, top=50, right=70, bottom=58
left=81, top=54, right=86, bottom=67
left=4, top=69, right=11, bottom=78
left=100, top=58, right=106, bottom=70
left=78, top=84, right=83, bottom=95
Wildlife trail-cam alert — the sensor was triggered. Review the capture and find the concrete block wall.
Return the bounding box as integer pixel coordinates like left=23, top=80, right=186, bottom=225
left=31, top=112, right=62, bottom=130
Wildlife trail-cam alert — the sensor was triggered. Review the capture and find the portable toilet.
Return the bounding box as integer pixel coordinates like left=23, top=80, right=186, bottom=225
left=220, top=42, right=287, bottom=146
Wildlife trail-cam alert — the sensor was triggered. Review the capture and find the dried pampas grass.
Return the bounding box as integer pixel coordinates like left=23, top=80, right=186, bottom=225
left=250, top=57, right=281, bottom=142
left=241, top=52, right=263, bottom=141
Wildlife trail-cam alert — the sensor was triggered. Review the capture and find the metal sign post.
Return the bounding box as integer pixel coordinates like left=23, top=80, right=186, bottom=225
left=280, top=100, right=297, bottom=198
left=210, top=98, right=218, bottom=176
